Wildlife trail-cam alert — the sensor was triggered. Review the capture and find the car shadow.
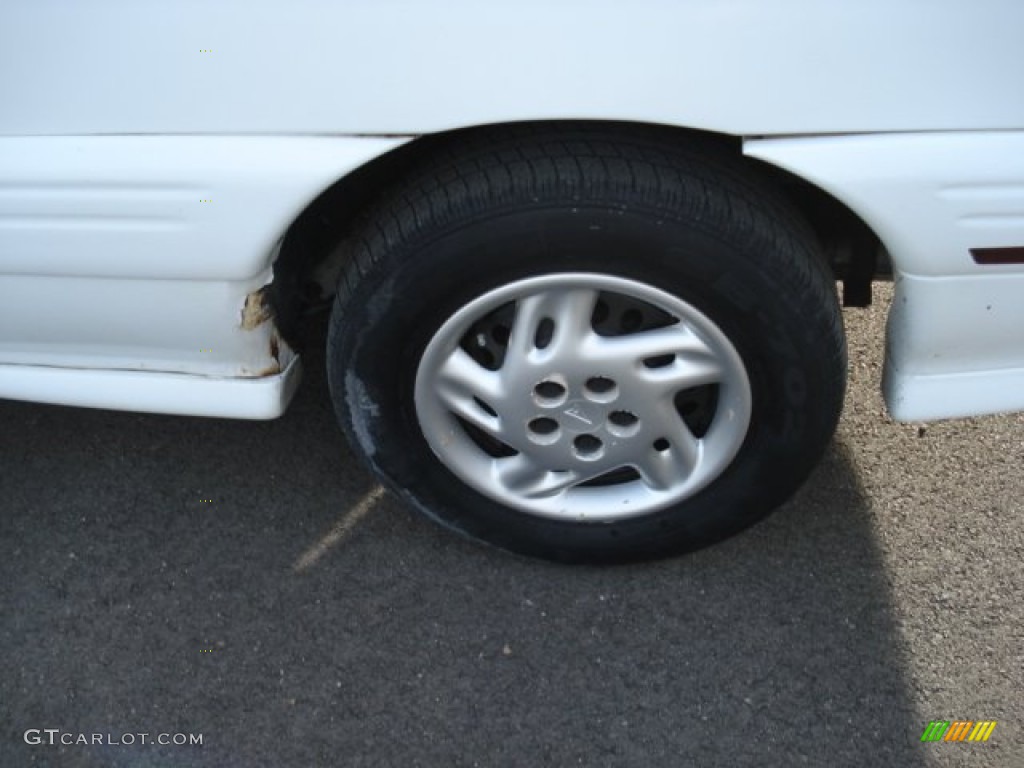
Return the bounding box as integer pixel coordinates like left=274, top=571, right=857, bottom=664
left=0, top=329, right=930, bottom=767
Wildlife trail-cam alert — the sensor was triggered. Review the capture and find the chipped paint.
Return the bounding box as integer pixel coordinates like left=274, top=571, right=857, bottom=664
left=240, top=287, right=274, bottom=330
left=236, top=283, right=300, bottom=379
left=238, top=326, right=297, bottom=379
left=252, top=361, right=282, bottom=377
left=250, top=330, right=286, bottom=377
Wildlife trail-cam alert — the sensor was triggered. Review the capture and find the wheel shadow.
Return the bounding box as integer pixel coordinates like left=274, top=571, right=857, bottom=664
left=0, top=334, right=930, bottom=767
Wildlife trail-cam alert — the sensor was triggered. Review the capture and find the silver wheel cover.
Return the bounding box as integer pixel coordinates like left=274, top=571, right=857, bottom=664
left=414, top=273, right=752, bottom=521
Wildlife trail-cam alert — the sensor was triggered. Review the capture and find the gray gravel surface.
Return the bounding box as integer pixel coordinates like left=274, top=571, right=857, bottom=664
left=1, top=283, right=1021, bottom=767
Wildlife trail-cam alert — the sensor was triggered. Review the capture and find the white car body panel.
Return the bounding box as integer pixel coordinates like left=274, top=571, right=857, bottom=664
left=0, top=136, right=403, bottom=416
left=2, top=1, right=1022, bottom=136
left=0, top=1, right=1022, bottom=421
left=0, top=357, right=302, bottom=420
left=746, top=133, right=1024, bottom=420
left=0, top=136, right=404, bottom=282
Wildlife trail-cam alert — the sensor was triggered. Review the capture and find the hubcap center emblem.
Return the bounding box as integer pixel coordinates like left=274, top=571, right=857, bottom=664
left=560, top=401, right=603, bottom=433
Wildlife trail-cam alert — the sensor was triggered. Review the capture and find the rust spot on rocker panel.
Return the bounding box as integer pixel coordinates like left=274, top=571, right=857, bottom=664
left=239, top=287, right=294, bottom=378
left=253, top=331, right=284, bottom=377
left=240, top=287, right=274, bottom=330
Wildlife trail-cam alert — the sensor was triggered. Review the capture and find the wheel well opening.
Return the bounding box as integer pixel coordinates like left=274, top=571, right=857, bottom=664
left=264, top=137, right=426, bottom=350
left=749, top=158, right=886, bottom=307
left=267, top=120, right=885, bottom=350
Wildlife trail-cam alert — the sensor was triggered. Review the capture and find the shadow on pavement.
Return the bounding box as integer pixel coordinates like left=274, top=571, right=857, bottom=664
left=1, top=340, right=930, bottom=767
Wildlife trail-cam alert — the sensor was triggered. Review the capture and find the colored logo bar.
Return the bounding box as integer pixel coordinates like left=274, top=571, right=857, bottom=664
left=920, top=720, right=997, bottom=742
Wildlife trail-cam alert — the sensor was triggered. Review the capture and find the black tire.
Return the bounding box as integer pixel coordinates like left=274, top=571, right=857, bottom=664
left=327, top=124, right=846, bottom=563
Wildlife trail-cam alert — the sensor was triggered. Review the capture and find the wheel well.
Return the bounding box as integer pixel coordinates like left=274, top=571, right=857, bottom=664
left=750, top=158, right=886, bottom=307
left=267, top=120, right=883, bottom=349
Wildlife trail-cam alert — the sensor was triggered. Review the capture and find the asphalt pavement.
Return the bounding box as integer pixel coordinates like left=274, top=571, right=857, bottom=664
left=1, top=283, right=1021, bottom=767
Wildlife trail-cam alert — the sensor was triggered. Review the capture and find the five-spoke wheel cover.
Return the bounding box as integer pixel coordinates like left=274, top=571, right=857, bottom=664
left=414, top=273, right=752, bottom=521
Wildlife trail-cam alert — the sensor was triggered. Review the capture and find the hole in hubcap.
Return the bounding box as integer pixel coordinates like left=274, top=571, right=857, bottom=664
left=455, top=417, right=517, bottom=458
left=653, top=437, right=670, bottom=452
left=460, top=301, right=515, bottom=370
left=620, top=308, right=643, bottom=332
left=533, top=380, right=568, bottom=407
left=534, top=318, right=554, bottom=349
left=607, top=410, right=640, bottom=437
left=674, top=384, right=719, bottom=438
left=583, top=376, right=618, bottom=403
left=591, top=292, right=676, bottom=337
left=527, top=416, right=561, bottom=446
left=474, top=397, right=497, bottom=418
left=529, top=417, right=559, bottom=435
left=578, top=467, right=641, bottom=487
left=573, top=434, right=604, bottom=460
left=643, top=354, right=675, bottom=369
left=608, top=410, right=637, bottom=427
left=491, top=324, right=510, bottom=345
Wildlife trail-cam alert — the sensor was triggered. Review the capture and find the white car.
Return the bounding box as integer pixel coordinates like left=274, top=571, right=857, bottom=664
left=2, top=1, right=1022, bottom=561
